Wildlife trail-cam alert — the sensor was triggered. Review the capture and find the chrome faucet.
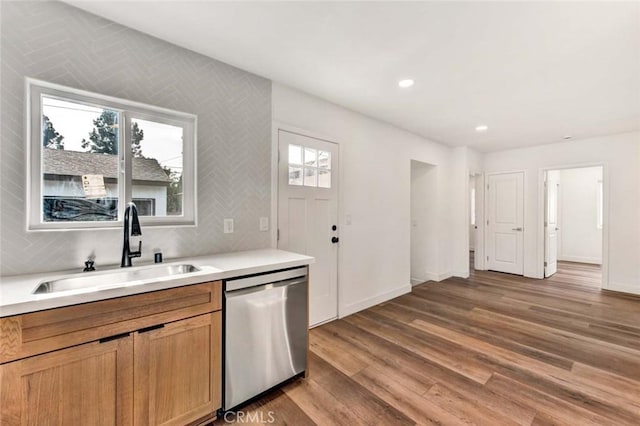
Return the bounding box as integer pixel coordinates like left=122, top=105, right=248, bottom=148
left=121, top=202, right=142, bottom=267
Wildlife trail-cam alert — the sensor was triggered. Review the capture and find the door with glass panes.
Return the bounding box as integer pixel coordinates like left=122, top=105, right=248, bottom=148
left=278, top=130, right=339, bottom=326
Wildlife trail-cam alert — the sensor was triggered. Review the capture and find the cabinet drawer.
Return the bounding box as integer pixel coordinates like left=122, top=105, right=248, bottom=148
left=0, top=281, right=221, bottom=364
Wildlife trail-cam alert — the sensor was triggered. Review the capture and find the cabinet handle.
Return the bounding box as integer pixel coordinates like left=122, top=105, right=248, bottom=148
left=138, top=324, right=165, bottom=334
left=99, top=332, right=130, bottom=343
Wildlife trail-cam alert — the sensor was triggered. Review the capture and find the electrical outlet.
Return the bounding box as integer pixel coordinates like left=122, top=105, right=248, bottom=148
left=223, top=218, right=234, bottom=234
left=259, top=217, right=269, bottom=232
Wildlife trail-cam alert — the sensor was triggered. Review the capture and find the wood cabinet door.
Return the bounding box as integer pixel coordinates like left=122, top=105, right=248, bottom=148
left=0, top=335, right=133, bottom=426
left=133, top=312, right=221, bottom=426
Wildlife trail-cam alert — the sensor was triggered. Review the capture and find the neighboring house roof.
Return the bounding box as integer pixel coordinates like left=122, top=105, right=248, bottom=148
left=43, top=149, right=171, bottom=184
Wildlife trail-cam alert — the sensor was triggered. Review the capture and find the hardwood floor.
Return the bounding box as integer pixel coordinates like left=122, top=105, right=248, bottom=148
left=215, top=259, right=640, bottom=425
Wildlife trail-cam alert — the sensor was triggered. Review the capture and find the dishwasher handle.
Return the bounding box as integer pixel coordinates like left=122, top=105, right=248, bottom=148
left=225, top=267, right=307, bottom=292
left=225, top=277, right=307, bottom=298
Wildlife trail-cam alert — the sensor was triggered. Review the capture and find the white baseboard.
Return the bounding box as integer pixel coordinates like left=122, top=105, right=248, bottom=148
left=411, top=271, right=451, bottom=285
left=435, top=271, right=452, bottom=281
left=558, top=255, right=602, bottom=265
left=339, top=284, right=411, bottom=318
left=606, top=282, right=640, bottom=296
left=453, top=270, right=470, bottom=279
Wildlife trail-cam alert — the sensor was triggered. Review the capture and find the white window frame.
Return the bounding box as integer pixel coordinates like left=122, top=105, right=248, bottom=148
left=26, top=78, right=197, bottom=231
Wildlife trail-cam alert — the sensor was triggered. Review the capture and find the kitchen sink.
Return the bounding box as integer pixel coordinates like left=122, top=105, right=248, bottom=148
left=32, top=264, right=202, bottom=295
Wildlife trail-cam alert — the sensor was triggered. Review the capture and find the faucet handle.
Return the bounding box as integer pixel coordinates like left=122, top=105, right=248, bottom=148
left=129, top=241, right=142, bottom=258
left=83, top=260, right=96, bottom=272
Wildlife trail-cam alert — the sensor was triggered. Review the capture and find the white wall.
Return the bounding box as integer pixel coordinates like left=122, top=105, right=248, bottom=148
left=272, top=83, right=457, bottom=317
left=557, top=167, right=603, bottom=264
left=0, top=1, right=272, bottom=275
left=411, top=161, right=439, bottom=284
left=450, top=146, right=484, bottom=277
left=484, top=131, right=640, bottom=294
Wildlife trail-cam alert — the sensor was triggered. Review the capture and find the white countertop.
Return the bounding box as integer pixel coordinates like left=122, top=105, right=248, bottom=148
left=0, top=249, right=314, bottom=317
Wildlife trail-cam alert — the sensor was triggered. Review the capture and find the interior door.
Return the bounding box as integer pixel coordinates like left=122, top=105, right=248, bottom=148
left=278, top=130, right=339, bottom=327
left=487, top=172, right=524, bottom=275
left=544, top=171, right=559, bottom=277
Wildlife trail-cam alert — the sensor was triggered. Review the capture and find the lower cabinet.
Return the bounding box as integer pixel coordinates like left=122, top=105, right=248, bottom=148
left=134, top=312, right=221, bottom=426
left=0, top=335, right=134, bottom=425
left=0, top=281, right=222, bottom=426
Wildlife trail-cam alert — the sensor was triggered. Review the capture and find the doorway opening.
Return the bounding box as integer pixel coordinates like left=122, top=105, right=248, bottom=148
left=410, top=160, right=438, bottom=285
left=468, top=172, right=484, bottom=272
left=543, top=166, right=604, bottom=288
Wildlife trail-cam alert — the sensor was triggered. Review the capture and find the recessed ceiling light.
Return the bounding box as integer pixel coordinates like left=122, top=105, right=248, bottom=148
left=475, top=125, right=488, bottom=132
left=563, top=135, right=572, bottom=140
left=398, top=79, right=414, bottom=88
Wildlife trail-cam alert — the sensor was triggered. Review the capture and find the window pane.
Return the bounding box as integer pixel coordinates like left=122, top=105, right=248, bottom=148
left=318, top=151, right=331, bottom=169
left=133, top=198, right=156, bottom=216
left=131, top=118, right=183, bottom=217
left=41, top=96, right=119, bottom=222
left=304, top=148, right=317, bottom=167
left=289, top=166, right=302, bottom=185
left=304, top=167, right=317, bottom=187
left=318, top=170, right=331, bottom=188
left=289, top=144, right=302, bottom=165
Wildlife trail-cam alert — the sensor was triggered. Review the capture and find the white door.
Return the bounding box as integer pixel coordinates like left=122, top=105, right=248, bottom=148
left=544, top=172, right=559, bottom=277
left=278, top=130, right=339, bottom=326
left=487, top=172, right=524, bottom=275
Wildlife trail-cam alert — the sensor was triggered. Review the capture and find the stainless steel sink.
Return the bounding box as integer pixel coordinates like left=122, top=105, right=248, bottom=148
left=33, top=264, right=201, bottom=295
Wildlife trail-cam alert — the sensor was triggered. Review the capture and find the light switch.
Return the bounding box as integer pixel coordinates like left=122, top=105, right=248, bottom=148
left=345, top=214, right=352, bottom=225
left=259, top=217, right=269, bottom=232
left=224, top=218, right=234, bottom=234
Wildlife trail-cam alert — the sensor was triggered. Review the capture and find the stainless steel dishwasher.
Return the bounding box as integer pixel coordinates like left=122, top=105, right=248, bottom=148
left=223, top=266, right=308, bottom=411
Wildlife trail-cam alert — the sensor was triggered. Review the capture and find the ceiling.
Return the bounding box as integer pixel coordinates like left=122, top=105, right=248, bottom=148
left=67, top=1, right=640, bottom=152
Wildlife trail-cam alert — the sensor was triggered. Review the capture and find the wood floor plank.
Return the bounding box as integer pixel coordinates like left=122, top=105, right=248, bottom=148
left=485, top=373, right=617, bottom=426
left=346, top=311, right=495, bottom=384
left=308, top=329, right=368, bottom=376
left=375, top=300, right=575, bottom=370
left=282, top=377, right=367, bottom=426
left=425, top=383, right=521, bottom=426
left=409, top=318, right=640, bottom=423
left=316, top=320, right=439, bottom=394
left=468, top=307, right=640, bottom=379
left=306, top=352, right=415, bottom=426
left=351, top=367, right=468, bottom=426
left=214, top=390, right=315, bottom=426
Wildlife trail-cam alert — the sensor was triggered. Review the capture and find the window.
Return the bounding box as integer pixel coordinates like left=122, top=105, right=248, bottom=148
left=288, top=144, right=332, bottom=188
left=28, top=79, right=196, bottom=230
left=597, top=179, right=603, bottom=229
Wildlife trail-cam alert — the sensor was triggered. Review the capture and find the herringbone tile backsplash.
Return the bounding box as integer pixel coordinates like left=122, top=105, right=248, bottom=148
left=0, top=1, right=272, bottom=275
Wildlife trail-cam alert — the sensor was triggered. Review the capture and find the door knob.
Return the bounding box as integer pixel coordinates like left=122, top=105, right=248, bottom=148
left=331, top=236, right=340, bottom=244
left=512, top=227, right=523, bottom=231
